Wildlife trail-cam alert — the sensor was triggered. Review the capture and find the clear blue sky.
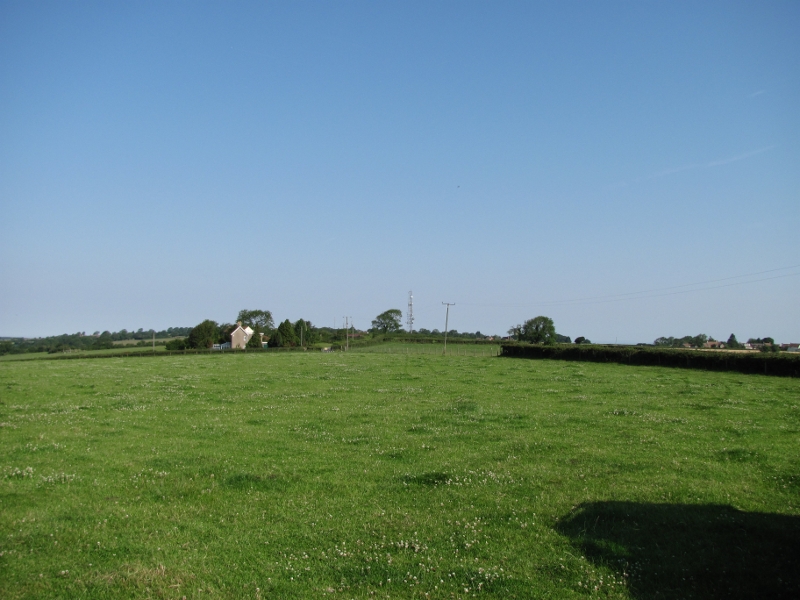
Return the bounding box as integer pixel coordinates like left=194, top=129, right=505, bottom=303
left=2, top=1, right=798, bottom=342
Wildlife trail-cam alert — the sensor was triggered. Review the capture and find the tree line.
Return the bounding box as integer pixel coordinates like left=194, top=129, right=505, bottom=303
left=370, top=309, right=498, bottom=339
left=503, top=317, right=788, bottom=353
left=3, top=308, right=786, bottom=356
left=166, top=310, right=322, bottom=350
left=171, top=308, right=513, bottom=351
left=0, top=327, right=192, bottom=355
left=506, top=316, right=579, bottom=345
left=653, top=334, right=782, bottom=352
left=504, top=317, right=784, bottom=353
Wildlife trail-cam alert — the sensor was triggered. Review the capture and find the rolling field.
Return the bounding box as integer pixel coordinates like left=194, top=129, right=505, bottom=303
left=0, top=352, right=798, bottom=599
left=350, top=343, right=501, bottom=356
left=0, top=346, right=171, bottom=362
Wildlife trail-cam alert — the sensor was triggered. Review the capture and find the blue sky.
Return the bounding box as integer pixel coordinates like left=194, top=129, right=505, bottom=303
left=1, top=1, right=798, bottom=342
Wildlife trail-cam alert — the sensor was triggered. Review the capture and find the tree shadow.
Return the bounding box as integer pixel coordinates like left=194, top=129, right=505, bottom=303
left=555, top=501, right=800, bottom=599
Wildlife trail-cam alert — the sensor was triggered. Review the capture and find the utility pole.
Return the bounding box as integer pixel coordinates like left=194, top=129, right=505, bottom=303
left=407, top=291, right=414, bottom=334
left=442, top=302, right=455, bottom=355
left=343, top=316, right=349, bottom=351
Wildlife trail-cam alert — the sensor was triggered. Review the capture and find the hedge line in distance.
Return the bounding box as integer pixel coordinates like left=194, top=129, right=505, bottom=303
left=500, top=343, right=800, bottom=378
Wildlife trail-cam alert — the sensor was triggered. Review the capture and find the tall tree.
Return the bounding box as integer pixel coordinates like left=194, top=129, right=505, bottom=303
left=218, top=323, right=236, bottom=344
left=518, top=316, right=556, bottom=345
left=187, top=320, right=219, bottom=349
left=246, top=326, right=263, bottom=349
left=273, top=319, right=299, bottom=347
left=268, top=328, right=284, bottom=348
left=372, top=309, right=403, bottom=334
left=294, top=319, right=318, bottom=346
left=236, top=309, right=274, bottom=332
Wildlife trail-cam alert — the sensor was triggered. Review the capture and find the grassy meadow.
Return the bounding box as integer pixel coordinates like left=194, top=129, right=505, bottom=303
left=0, top=346, right=171, bottom=362
left=0, top=352, right=798, bottom=599
left=346, top=343, right=501, bottom=356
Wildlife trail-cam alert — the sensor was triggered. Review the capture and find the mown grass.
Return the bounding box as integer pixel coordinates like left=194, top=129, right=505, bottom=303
left=0, top=352, right=798, bottom=599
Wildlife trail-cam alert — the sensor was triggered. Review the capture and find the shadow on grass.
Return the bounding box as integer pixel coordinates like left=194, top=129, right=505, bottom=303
left=401, top=472, right=449, bottom=486
left=555, top=501, right=800, bottom=599
left=224, top=472, right=281, bottom=491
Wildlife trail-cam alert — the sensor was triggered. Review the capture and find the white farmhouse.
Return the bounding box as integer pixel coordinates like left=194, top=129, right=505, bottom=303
left=231, top=322, right=255, bottom=349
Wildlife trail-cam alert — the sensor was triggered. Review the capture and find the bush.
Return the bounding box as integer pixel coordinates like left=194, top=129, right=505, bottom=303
left=165, top=338, right=188, bottom=351
left=500, top=343, right=800, bottom=378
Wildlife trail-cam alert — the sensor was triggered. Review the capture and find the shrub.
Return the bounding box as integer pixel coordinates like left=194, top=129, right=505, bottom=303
left=165, top=338, right=188, bottom=351
left=500, top=343, right=800, bottom=378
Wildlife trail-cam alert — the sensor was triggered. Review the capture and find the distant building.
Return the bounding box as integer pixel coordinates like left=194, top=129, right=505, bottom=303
left=703, top=341, right=726, bottom=349
left=780, top=343, right=800, bottom=352
left=231, top=322, right=255, bottom=349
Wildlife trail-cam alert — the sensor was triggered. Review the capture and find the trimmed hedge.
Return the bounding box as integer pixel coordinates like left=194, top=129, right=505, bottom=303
left=500, top=343, right=800, bottom=378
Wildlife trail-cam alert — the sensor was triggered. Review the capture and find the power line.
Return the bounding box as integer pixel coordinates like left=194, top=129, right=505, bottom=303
left=458, top=265, right=800, bottom=308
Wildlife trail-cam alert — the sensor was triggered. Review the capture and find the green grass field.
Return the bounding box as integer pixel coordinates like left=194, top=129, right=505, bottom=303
left=1, top=352, right=798, bottom=599
left=349, top=343, right=501, bottom=356
left=0, top=346, right=171, bottom=362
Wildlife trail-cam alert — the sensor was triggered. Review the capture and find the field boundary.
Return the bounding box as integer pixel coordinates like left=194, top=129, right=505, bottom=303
left=500, top=343, right=800, bottom=377
left=4, top=346, right=310, bottom=362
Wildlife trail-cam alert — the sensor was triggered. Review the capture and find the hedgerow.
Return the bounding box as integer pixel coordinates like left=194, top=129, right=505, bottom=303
left=500, top=343, right=800, bottom=377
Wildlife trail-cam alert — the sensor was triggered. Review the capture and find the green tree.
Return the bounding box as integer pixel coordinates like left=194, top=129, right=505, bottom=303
left=519, top=316, right=556, bottom=344
left=91, top=332, right=114, bottom=350
left=218, top=323, right=236, bottom=344
left=691, top=334, right=708, bottom=348
left=246, top=327, right=263, bottom=349
left=294, top=319, right=318, bottom=346
left=187, top=320, right=219, bottom=349
left=268, top=329, right=284, bottom=348
left=726, top=334, right=742, bottom=349
left=372, top=309, right=403, bottom=334
left=277, top=319, right=300, bottom=346
left=236, top=309, right=274, bottom=332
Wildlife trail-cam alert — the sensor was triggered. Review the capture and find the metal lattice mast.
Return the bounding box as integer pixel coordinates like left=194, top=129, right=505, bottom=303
left=407, top=291, right=414, bottom=334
